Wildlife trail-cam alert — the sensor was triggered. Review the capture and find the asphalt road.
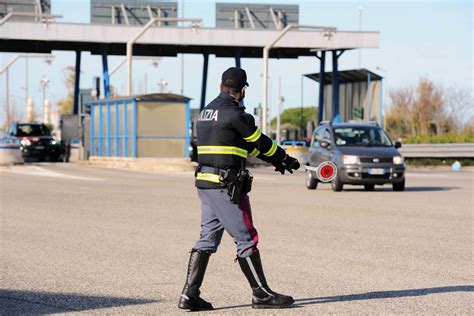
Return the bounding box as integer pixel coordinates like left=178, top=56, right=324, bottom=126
left=1, top=163, right=472, bottom=315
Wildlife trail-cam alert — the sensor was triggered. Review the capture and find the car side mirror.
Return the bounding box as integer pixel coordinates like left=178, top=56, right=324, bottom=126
left=394, top=141, right=402, bottom=149
left=319, top=140, right=330, bottom=148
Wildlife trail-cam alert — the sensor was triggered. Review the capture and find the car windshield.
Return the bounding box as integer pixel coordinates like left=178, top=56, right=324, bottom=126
left=333, top=126, right=393, bottom=147
left=17, top=124, right=50, bottom=137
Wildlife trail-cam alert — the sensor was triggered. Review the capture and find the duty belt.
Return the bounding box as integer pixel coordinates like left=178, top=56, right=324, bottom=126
left=195, top=165, right=228, bottom=184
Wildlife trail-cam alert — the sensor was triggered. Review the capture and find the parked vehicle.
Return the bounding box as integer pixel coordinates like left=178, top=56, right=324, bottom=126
left=6, top=122, right=63, bottom=162
left=306, top=122, right=406, bottom=191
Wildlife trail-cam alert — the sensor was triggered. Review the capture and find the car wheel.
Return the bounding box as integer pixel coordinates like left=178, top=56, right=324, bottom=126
left=306, top=170, right=318, bottom=190
left=393, top=179, right=405, bottom=191
left=364, top=184, right=375, bottom=191
left=331, top=175, right=343, bottom=192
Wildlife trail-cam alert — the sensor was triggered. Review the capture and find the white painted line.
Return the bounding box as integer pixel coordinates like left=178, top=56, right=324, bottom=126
left=406, top=173, right=450, bottom=179
left=0, top=166, right=104, bottom=181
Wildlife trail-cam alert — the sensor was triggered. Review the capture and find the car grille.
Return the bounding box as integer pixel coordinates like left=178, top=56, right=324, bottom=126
left=360, top=157, right=392, bottom=163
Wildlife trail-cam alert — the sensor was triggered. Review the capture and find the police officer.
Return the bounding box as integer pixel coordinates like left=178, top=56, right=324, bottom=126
left=178, top=67, right=300, bottom=311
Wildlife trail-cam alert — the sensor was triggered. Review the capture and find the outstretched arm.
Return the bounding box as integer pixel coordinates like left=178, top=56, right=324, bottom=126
left=233, top=111, right=300, bottom=173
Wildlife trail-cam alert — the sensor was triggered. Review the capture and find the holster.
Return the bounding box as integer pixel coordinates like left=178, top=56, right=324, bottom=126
left=223, top=169, right=253, bottom=204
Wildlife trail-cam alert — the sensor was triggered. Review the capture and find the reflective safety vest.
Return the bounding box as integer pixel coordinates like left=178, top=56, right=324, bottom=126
left=195, top=92, right=286, bottom=189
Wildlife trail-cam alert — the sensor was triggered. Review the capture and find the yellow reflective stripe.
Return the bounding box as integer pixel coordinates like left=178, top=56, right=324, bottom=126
left=243, top=128, right=262, bottom=142
left=196, top=172, right=221, bottom=183
left=263, top=141, right=278, bottom=157
left=249, top=148, right=260, bottom=157
left=197, top=146, right=248, bottom=158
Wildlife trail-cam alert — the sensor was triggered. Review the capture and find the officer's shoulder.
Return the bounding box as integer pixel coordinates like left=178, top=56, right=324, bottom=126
left=229, top=107, right=255, bottom=125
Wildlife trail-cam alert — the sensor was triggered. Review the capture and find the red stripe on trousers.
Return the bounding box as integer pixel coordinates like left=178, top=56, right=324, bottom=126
left=239, top=194, right=259, bottom=252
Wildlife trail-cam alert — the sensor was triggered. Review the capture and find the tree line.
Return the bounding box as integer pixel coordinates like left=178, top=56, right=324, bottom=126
left=385, top=78, right=473, bottom=143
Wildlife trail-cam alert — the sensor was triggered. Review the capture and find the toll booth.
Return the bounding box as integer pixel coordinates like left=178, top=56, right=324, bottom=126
left=86, top=93, right=190, bottom=158
left=305, top=69, right=383, bottom=124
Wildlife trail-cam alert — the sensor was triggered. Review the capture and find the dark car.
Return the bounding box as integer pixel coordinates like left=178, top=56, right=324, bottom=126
left=6, top=122, right=62, bottom=162
left=306, top=122, right=406, bottom=191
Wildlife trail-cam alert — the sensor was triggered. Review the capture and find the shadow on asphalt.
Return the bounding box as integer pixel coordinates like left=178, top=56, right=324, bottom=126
left=0, top=290, right=157, bottom=314
left=343, top=186, right=458, bottom=192
left=294, top=285, right=474, bottom=306
left=214, top=285, right=473, bottom=311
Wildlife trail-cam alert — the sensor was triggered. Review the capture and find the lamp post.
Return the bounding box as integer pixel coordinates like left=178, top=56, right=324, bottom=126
left=126, top=17, right=201, bottom=95
left=376, top=66, right=387, bottom=127
left=1, top=54, right=54, bottom=126
left=358, top=6, right=363, bottom=68
left=40, top=77, right=50, bottom=123
left=157, top=79, right=168, bottom=93
left=261, top=24, right=336, bottom=134
left=276, top=75, right=284, bottom=144
left=0, top=11, right=62, bottom=26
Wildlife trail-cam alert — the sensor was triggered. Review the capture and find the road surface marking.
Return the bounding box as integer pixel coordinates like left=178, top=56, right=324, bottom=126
left=0, top=165, right=104, bottom=181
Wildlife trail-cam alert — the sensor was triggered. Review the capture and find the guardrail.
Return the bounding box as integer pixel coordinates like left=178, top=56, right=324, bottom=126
left=399, top=143, right=474, bottom=158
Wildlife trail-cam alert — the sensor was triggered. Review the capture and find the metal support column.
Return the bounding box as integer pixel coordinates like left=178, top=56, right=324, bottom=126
left=331, top=50, right=340, bottom=123
left=317, top=51, right=326, bottom=123
left=200, top=53, right=209, bottom=111
left=73, top=51, right=81, bottom=115
left=379, top=79, right=383, bottom=126
left=123, top=101, right=128, bottom=157
left=132, top=100, right=137, bottom=158
left=101, top=48, right=110, bottom=98
left=106, top=102, right=111, bottom=156
left=367, top=72, right=371, bottom=122
left=90, top=105, right=94, bottom=156
left=185, top=101, right=190, bottom=158
left=98, top=103, right=103, bottom=156
left=235, top=48, right=241, bottom=69
left=114, top=101, right=119, bottom=156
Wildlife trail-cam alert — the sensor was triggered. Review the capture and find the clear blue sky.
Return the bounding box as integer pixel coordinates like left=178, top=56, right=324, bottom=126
left=0, top=0, right=472, bottom=122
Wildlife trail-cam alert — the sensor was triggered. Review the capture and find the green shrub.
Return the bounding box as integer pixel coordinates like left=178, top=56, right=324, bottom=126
left=404, top=131, right=474, bottom=144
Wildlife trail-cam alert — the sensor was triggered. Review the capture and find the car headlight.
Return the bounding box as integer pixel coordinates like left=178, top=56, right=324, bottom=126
left=51, top=140, right=58, bottom=145
left=393, top=156, right=404, bottom=165
left=20, top=139, right=31, bottom=146
left=342, top=155, right=360, bottom=164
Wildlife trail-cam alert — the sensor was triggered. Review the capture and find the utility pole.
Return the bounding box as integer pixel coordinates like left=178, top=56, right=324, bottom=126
left=40, top=77, right=50, bottom=123
left=358, top=6, right=363, bottom=68
left=1, top=54, right=54, bottom=126
left=276, top=76, right=284, bottom=144
left=25, top=57, right=29, bottom=106
left=5, top=68, right=10, bottom=127
left=300, top=74, right=304, bottom=131
left=180, top=0, right=185, bottom=95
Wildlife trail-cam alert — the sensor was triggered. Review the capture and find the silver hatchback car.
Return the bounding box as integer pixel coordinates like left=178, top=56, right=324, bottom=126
left=306, top=122, right=406, bottom=191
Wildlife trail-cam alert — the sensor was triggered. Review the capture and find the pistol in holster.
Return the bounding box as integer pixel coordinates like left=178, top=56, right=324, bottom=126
left=223, top=169, right=253, bottom=204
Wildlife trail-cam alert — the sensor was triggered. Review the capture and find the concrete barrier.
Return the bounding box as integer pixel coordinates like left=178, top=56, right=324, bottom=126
left=0, top=139, right=23, bottom=165
left=82, top=156, right=196, bottom=173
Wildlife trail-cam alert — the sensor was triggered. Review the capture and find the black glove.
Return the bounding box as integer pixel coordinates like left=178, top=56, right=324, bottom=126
left=274, top=155, right=300, bottom=174
left=283, top=155, right=300, bottom=171
left=274, top=163, right=287, bottom=174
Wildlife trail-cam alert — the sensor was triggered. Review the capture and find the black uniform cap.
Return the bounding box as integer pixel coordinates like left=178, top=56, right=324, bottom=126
left=221, top=67, right=249, bottom=89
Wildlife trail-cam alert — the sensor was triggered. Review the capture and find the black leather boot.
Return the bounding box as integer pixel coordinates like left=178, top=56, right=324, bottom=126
left=237, top=251, right=294, bottom=309
left=178, top=249, right=214, bottom=311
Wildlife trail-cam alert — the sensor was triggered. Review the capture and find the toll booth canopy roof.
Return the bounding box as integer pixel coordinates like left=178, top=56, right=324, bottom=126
left=91, top=93, right=191, bottom=103
left=304, top=68, right=383, bottom=84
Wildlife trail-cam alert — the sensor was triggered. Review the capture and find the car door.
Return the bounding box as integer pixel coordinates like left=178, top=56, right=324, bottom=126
left=319, top=128, right=333, bottom=162
left=308, top=127, right=323, bottom=167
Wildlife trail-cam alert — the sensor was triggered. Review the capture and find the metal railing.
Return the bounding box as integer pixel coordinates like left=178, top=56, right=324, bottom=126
left=399, top=143, right=474, bottom=158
